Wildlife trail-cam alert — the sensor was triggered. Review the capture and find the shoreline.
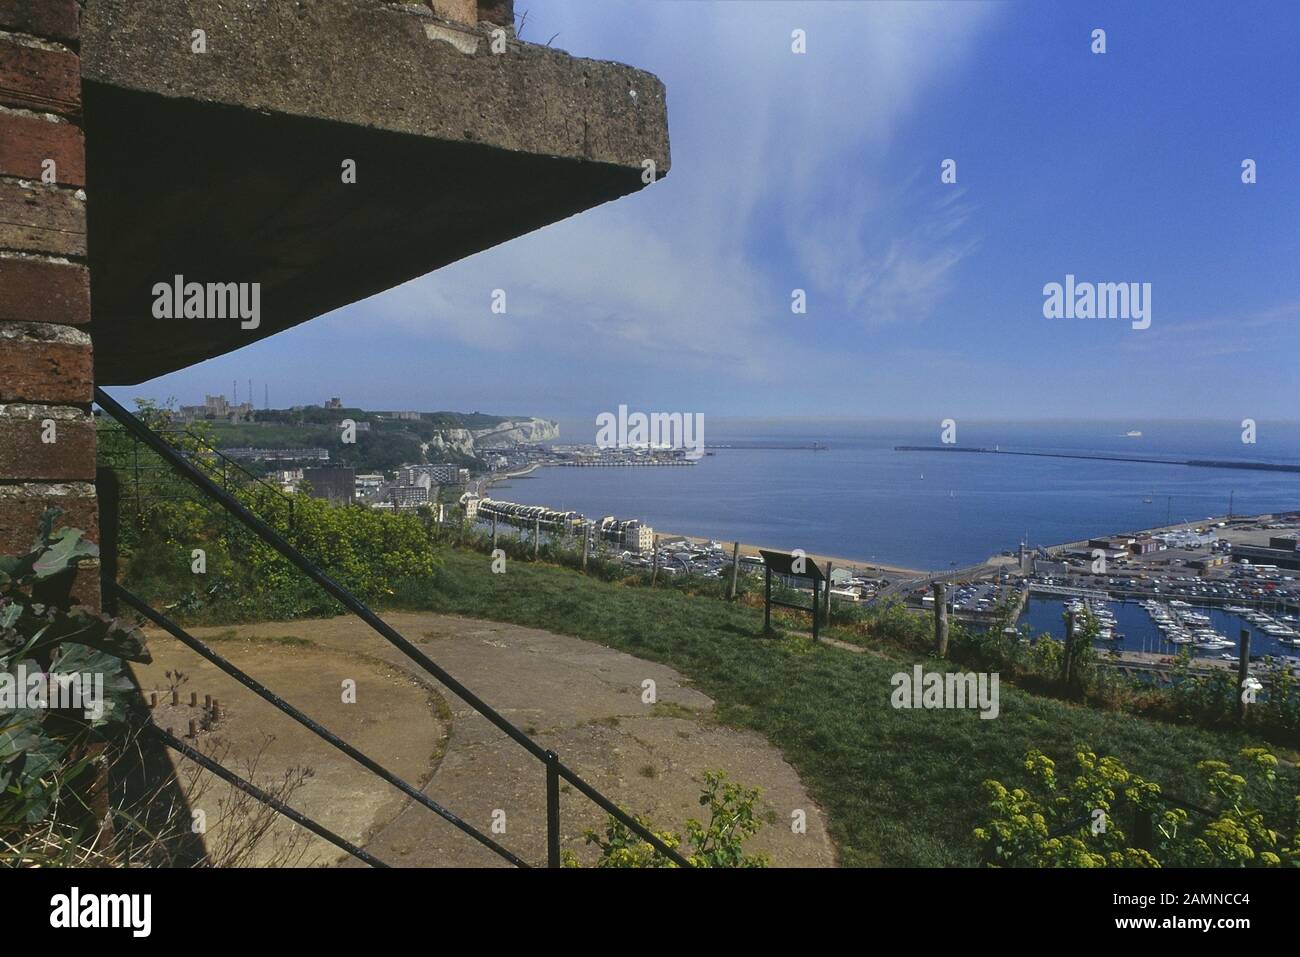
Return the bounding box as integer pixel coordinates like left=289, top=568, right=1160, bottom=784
left=659, top=532, right=929, bottom=578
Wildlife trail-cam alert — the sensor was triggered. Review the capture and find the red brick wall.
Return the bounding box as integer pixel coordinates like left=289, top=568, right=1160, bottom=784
left=0, top=0, right=97, bottom=607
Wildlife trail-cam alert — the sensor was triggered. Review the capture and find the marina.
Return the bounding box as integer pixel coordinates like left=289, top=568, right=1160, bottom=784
left=1020, top=595, right=1300, bottom=663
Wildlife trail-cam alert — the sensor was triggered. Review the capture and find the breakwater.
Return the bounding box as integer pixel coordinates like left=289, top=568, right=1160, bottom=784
left=895, top=446, right=1300, bottom=474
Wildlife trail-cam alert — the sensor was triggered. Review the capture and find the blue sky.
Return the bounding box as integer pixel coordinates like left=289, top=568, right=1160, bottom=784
left=115, top=0, right=1300, bottom=424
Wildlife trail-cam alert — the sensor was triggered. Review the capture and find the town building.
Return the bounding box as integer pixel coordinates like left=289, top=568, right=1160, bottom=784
left=224, top=448, right=331, bottom=462
left=1233, top=542, right=1300, bottom=571
left=397, top=464, right=467, bottom=486
left=386, top=485, right=430, bottom=509
left=303, top=466, right=356, bottom=505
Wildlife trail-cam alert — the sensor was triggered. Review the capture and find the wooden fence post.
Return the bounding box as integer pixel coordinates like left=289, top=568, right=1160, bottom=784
left=824, top=561, right=834, bottom=626
left=811, top=574, right=820, bottom=642
left=651, top=535, right=660, bottom=586
left=581, top=522, right=590, bottom=573
left=729, top=542, right=740, bottom=600
left=763, top=565, right=772, bottom=633
left=533, top=517, right=540, bottom=560
left=933, top=581, right=949, bottom=657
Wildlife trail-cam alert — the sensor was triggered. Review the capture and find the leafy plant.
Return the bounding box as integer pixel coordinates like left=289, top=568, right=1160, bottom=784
left=1, top=510, right=149, bottom=830
left=974, top=744, right=1299, bottom=867
left=563, top=770, right=769, bottom=868
left=99, top=403, right=441, bottom=623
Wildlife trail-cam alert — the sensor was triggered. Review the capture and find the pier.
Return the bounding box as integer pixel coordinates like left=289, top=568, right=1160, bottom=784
left=895, top=445, right=1300, bottom=474
left=705, top=443, right=829, bottom=451
left=555, top=459, right=694, bottom=467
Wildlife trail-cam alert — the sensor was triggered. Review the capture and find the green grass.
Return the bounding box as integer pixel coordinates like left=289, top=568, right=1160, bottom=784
left=394, top=547, right=1297, bottom=867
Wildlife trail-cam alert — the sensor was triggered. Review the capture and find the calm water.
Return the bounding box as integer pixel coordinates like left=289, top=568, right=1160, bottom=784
left=493, top=419, right=1300, bottom=570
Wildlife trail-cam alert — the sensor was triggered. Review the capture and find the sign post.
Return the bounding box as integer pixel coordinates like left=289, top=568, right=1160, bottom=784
left=758, top=549, right=828, bottom=641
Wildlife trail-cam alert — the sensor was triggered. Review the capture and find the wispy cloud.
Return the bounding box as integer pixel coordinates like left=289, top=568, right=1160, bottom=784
left=326, top=1, right=999, bottom=385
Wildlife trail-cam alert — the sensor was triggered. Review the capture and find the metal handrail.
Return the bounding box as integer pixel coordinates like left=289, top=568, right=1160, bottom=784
left=95, top=387, right=691, bottom=868
left=117, top=583, right=527, bottom=867
left=98, top=418, right=296, bottom=528
left=156, top=428, right=297, bottom=510
left=147, top=726, right=387, bottom=867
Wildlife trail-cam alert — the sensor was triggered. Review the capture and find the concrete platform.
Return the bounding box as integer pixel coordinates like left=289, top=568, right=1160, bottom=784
left=80, top=0, right=670, bottom=383
left=134, top=612, right=836, bottom=868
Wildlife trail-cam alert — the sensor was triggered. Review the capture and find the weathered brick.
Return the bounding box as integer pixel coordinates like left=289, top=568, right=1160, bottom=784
left=0, top=407, right=95, bottom=480
left=0, top=111, right=85, bottom=185
left=0, top=329, right=91, bottom=402
left=0, top=1, right=81, bottom=45
left=0, top=491, right=101, bottom=606
left=0, top=180, right=85, bottom=256
left=0, top=39, right=80, bottom=116
left=0, top=485, right=98, bottom=557
left=0, top=256, right=89, bottom=324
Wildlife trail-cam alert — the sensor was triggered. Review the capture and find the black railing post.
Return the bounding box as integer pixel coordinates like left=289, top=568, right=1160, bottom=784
left=1133, top=806, right=1154, bottom=852
left=811, top=574, right=820, bottom=641
left=132, top=441, right=140, bottom=516
left=95, top=466, right=120, bottom=616
left=546, top=750, right=561, bottom=867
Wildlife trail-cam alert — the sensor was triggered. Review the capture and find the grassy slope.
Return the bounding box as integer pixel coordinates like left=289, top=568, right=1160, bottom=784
left=402, top=549, right=1294, bottom=867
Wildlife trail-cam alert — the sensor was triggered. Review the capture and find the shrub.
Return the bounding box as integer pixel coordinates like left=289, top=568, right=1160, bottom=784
left=975, top=744, right=1299, bottom=867
left=1, top=511, right=149, bottom=856
left=563, top=770, right=769, bottom=868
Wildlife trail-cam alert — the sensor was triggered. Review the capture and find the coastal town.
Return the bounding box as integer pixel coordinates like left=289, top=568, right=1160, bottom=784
left=178, top=395, right=1300, bottom=662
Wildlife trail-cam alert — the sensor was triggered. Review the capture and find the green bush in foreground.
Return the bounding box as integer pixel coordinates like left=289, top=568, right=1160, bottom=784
left=564, top=770, right=769, bottom=868
left=975, top=745, right=1300, bottom=867
left=99, top=403, right=439, bottom=622
left=1, top=512, right=149, bottom=861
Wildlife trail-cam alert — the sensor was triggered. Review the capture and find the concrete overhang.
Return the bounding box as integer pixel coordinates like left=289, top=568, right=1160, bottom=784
left=79, top=0, right=669, bottom=385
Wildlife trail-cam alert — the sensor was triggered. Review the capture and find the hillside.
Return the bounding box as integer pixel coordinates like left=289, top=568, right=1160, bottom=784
left=390, top=549, right=1300, bottom=866
left=198, top=407, right=557, bottom=473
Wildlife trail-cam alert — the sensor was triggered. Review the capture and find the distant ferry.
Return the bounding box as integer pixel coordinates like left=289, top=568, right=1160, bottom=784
left=1125, top=430, right=1143, bottom=438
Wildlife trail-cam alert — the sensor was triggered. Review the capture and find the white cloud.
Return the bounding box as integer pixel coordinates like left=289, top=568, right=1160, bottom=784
left=328, top=1, right=999, bottom=384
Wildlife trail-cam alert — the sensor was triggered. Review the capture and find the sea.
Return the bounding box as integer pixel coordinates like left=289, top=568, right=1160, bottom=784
left=491, top=418, right=1300, bottom=571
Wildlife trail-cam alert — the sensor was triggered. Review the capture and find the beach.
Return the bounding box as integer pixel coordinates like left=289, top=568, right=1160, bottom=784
left=660, top=532, right=929, bottom=578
